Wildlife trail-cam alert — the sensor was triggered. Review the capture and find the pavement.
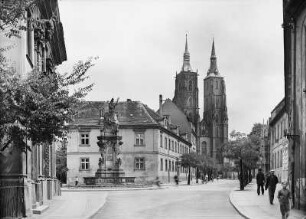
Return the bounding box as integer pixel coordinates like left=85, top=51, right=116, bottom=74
left=30, top=179, right=216, bottom=219
left=30, top=179, right=306, bottom=219
left=229, top=181, right=306, bottom=219
left=31, top=191, right=108, bottom=219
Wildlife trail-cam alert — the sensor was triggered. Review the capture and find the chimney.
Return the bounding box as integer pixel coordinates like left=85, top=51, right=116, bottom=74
left=159, top=94, right=163, bottom=116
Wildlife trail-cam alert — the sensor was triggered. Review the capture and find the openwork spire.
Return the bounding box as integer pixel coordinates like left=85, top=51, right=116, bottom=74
left=207, top=39, right=219, bottom=75
left=182, top=34, right=193, bottom=72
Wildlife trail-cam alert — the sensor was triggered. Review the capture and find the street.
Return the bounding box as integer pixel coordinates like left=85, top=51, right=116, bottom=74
left=91, top=180, right=242, bottom=219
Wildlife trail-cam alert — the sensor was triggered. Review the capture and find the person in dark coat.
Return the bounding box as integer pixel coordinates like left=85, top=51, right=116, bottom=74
left=265, top=170, right=279, bottom=204
left=256, top=168, right=265, bottom=195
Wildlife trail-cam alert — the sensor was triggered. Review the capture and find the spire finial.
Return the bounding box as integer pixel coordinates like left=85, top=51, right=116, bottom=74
left=185, top=34, right=188, bottom=53
left=207, top=39, right=219, bottom=76
left=181, top=34, right=192, bottom=72
left=211, top=38, right=216, bottom=57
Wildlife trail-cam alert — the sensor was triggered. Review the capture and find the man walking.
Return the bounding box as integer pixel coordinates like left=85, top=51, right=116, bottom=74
left=256, top=168, right=265, bottom=195
left=265, top=170, right=279, bottom=204
left=277, top=181, right=292, bottom=219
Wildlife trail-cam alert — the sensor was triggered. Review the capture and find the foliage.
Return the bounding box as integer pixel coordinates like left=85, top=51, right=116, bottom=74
left=0, top=0, right=36, bottom=37
left=180, top=152, right=198, bottom=168
left=56, top=139, right=67, bottom=183
left=0, top=57, right=97, bottom=151
left=223, top=127, right=261, bottom=169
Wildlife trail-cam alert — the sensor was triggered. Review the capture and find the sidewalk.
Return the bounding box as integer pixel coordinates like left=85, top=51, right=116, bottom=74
left=229, top=182, right=306, bottom=219
left=31, top=191, right=108, bottom=219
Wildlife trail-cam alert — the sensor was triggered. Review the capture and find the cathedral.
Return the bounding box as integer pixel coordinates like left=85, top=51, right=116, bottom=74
left=173, top=35, right=228, bottom=166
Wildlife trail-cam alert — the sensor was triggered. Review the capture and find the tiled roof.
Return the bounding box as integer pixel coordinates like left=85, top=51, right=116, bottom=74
left=70, top=100, right=161, bottom=127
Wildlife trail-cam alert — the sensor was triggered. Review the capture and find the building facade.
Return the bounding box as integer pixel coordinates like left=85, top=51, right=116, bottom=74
left=269, top=99, right=289, bottom=182
left=67, top=100, right=192, bottom=185
left=283, top=0, right=306, bottom=210
left=260, top=122, right=270, bottom=174
left=200, top=41, right=228, bottom=166
left=0, top=0, right=66, bottom=217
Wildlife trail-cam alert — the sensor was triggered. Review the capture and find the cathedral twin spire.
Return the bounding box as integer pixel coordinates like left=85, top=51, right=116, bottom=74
left=207, top=39, right=219, bottom=76
left=182, top=34, right=193, bottom=72
left=181, top=35, right=219, bottom=76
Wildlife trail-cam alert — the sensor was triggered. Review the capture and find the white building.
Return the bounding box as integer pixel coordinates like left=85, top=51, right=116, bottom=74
left=66, top=100, right=192, bottom=185
left=269, top=98, right=289, bottom=182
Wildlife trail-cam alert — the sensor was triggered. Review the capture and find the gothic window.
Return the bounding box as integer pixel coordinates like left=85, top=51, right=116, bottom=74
left=187, top=96, right=192, bottom=107
left=201, top=141, right=207, bottom=155
left=216, top=81, right=218, bottom=89
left=189, top=80, right=193, bottom=91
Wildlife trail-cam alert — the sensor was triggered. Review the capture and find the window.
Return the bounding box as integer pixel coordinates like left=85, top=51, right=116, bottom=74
left=160, top=158, right=163, bottom=171
left=135, top=157, right=145, bottom=170
left=175, top=142, right=177, bottom=152
left=165, top=159, right=168, bottom=171
left=80, top=133, right=89, bottom=145
left=168, top=139, right=171, bottom=150
left=189, top=80, right=193, bottom=91
left=80, top=158, right=90, bottom=170
left=171, top=140, right=174, bottom=151
left=160, top=134, right=163, bottom=148
left=165, top=137, right=168, bottom=149
left=135, top=133, right=145, bottom=146
left=172, top=161, right=174, bottom=172
left=26, top=12, right=33, bottom=67
left=216, top=81, right=218, bottom=89
left=169, top=160, right=171, bottom=172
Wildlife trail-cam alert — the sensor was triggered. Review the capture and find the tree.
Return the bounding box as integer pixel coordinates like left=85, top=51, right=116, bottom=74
left=56, top=139, right=68, bottom=184
left=180, top=152, right=198, bottom=185
left=0, top=0, right=35, bottom=37
left=223, top=129, right=261, bottom=190
left=196, top=153, right=214, bottom=181
left=0, top=56, right=97, bottom=153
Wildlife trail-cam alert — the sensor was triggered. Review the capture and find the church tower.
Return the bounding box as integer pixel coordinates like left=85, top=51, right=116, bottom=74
left=173, top=35, right=199, bottom=129
left=201, top=40, right=228, bottom=165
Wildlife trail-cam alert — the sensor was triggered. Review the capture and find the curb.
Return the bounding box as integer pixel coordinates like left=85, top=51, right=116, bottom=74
left=87, top=192, right=108, bottom=219
left=228, top=187, right=250, bottom=219
left=61, top=186, right=166, bottom=192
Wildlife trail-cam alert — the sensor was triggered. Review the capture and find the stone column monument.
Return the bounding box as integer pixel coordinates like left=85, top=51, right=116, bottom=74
left=95, top=98, right=124, bottom=184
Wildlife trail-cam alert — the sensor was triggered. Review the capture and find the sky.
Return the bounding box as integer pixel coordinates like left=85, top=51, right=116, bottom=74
left=57, top=0, right=284, bottom=134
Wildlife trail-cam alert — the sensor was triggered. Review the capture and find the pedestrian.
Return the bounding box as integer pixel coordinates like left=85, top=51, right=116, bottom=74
left=174, top=175, right=179, bottom=185
left=155, top=176, right=161, bottom=187
left=205, top=174, right=208, bottom=184
left=256, top=168, right=265, bottom=195
left=75, top=176, right=79, bottom=187
left=265, top=169, right=279, bottom=204
left=277, top=181, right=292, bottom=219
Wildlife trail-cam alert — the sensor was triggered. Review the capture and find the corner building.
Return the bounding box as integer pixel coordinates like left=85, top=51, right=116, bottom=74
left=283, top=0, right=306, bottom=210
left=200, top=41, right=228, bottom=166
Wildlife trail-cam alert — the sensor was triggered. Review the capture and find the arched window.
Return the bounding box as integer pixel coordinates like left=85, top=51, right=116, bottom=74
left=201, top=141, right=207, bottom=155
left=189, top=80, right=193, bottom=91
left=187, top=96, right=192, bottom=107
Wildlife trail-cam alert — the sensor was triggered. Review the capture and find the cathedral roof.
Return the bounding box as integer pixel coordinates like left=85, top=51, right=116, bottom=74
left=158, top=99, right=193, bottom=135
left=181, top=34, right=193, bottom=72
